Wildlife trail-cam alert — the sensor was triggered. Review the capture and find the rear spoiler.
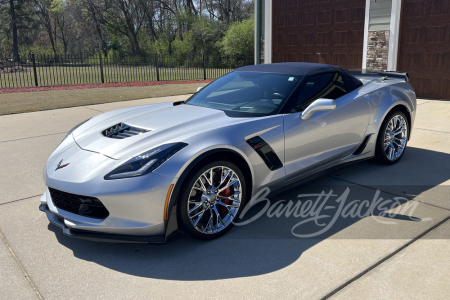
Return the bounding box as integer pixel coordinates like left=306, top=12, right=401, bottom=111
left=346, top=69, right=409, bottom=82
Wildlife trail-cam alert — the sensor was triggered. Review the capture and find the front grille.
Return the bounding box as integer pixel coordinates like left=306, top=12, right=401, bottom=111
left=49, top=188, right=109, bottom=219
left=102, top=122, right=148, bottom=139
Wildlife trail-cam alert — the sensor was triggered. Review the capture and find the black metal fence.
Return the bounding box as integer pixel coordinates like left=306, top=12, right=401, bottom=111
left=0, top=53, right=253, bottom=88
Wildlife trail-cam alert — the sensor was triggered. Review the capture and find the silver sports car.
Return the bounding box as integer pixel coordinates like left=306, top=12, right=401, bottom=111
left=40, top=63, right=416, bottom=242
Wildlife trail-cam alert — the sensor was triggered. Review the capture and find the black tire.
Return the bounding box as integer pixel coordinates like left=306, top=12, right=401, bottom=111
left=375, top=110, right=409, bottom=165
left=177, top=157, right=247, bottom=240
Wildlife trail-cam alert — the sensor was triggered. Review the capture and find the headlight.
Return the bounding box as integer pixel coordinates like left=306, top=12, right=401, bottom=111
left=104, top=143, right=188, bottom=180
left=64, top=118, right=91, bottom=140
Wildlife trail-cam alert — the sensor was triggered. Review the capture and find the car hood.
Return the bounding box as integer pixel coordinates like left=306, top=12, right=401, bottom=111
left=73, top=103, right=248, bottom=159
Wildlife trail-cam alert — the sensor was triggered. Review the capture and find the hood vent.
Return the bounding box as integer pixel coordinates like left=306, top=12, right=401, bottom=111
left=102, top=123, right=148, bottom=139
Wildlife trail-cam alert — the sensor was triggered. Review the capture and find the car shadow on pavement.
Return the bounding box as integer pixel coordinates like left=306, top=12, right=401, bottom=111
left=48, top=146, right=450, bottom=280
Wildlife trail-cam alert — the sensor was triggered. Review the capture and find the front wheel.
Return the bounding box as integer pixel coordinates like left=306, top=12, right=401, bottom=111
left=178, top=159, right=247, bottom=240
left=375, top=111, right=409, bottom=165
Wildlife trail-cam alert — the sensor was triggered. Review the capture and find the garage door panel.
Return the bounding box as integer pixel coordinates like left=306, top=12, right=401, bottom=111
left=351, top=30, right=364, bottom=45
left=286, top=13, right=300, bottom=27
left=317, top=53, right=330, bottom=64
left=426, top=0, right=450, bottom=16
left=444, top=80, right=450, bottom=97
left=317, top=10, right=333, bottom=25
left=316, top=32, right=331, bottom=45
left=273, top=0, right=366, bottom=69
left=273, top=53, right=286, bottom=63
left=398, top=0, right=450, bottom=99
left=299, top=53, right=315, bottom=62
left=302, top=12, right=316, bottom=26
left=286, top=53, right=298, bottom=62
left=404, top=1, right=426, bottom=18
left=423, top=53, right=443, bottom=70
left=444, top=53, right=450, bottom=70
left=335, top=8, right=351, bottom=23
left=403, top=27, right=423, bottom=44
left=425, top=26, right=449, bottom=44
left=352, top=7, right=366, bottom=22
left=302, top=33, right=315, bottom=46
left=418, top=79, right=443, bottom=98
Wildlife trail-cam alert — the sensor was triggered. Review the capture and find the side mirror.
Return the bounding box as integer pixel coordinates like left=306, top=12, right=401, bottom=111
left=196, top=87, right=203, bottom=92
left=301, top=99, right=336, bottom=120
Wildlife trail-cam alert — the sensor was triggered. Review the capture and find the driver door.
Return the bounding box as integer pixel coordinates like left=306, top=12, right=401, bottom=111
left=283, top=73, right=371, bottom=184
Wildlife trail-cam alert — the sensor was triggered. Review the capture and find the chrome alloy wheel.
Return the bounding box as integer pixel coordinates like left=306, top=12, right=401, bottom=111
left=384, top=114, right=408, bottom=161
left=187, top=166, right=242, bottom=234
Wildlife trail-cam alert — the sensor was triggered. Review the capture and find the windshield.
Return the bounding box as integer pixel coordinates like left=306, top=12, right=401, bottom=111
left=186, top=72, right=303, bottom=117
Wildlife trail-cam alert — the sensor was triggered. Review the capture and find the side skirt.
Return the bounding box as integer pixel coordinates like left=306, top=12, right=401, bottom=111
left=267, top=157, right=373, bottom=199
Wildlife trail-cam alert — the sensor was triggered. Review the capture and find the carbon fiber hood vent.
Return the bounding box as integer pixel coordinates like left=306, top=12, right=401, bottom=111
left=102, top=122, right=149, bottom=139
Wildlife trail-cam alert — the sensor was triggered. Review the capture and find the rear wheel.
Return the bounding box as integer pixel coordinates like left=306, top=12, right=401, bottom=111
left=375, top=111, right=409, bottom=165
left=178, top=159, right=246, bottom=240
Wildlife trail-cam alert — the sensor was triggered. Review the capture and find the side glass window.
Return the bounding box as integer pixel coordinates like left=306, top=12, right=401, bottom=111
left=295, top=73, right=347, bottom=112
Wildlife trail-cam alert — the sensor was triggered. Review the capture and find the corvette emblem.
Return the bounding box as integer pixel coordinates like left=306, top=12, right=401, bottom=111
left=55, top=159, right=70, bottom=171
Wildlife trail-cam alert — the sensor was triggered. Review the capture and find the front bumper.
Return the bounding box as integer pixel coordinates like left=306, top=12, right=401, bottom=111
left=39, top=203, right=166, bottom=243
left=41, top=169, right=182, bottom=243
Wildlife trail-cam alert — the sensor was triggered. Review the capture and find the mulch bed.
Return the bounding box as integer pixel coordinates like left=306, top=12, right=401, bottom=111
left=0, top=80, right=213, bottom=94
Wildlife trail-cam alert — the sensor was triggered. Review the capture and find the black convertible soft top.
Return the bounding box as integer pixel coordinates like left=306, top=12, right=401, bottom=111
left=235, top=62, right=363, bottom=92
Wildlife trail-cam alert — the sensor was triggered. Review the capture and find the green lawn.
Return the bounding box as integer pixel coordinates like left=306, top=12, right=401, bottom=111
left=0, top=82, right=208, bottom=115
left=0, top=65, right=232, bottom=88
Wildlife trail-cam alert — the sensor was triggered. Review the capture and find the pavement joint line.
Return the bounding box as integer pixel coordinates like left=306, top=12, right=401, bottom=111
left=328, top=175, right=413, bottom=199
left=328, top=175, right=450, bottom=213
left=81, top=93, right=194, bottom=112
left=83, top=106, right=105, bottom=113
left=412, top=200, right=450, bottom=213
left=0, top=228, right=44, bottom=300
left=415, top=127, right=450, bottom=134
left=417, top=101, right=431, bottom=105
left=321, top=216, right=450, bottom=300
left=0, top=195, right=41, bottom=206
left=0, top=132, right=66, bottom=144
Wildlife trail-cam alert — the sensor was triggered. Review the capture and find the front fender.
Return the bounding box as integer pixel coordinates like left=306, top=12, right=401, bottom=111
left=159, top=115, right=285, bottom=241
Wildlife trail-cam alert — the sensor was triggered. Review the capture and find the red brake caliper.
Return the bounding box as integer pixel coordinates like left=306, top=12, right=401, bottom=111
left=218, top=175, right=231, bottom=215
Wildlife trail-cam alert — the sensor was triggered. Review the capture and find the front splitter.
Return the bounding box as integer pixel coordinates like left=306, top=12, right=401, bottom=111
left=39, top=203, right=166, bottom=244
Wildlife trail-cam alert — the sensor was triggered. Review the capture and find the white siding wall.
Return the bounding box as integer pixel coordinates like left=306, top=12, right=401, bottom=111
left=368, top=0, right=392, bottom=31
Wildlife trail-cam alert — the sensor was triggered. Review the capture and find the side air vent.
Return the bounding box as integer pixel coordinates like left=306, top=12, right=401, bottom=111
left=352, top=134, right=373, bottom=156
left=102, top=123, right=148, bottom=139
left=246, top=136, right=283, bottom=171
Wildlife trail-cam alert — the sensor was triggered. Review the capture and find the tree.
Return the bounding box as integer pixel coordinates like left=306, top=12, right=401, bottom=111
left=203, top=0, right=253, bottom=23
left=73, top=0, right=109, bottom=56
left=0, top=0, right=38, bottom=60
left=100, top=0, right=145, bottom=56
left=190, top=16, right=226, bottom=55
left=9, top=0, right=19, bottom=60
left=36, top=0, right=59, bottom=57
left=220, top=17, right=253, bottom=57
left=52, top=0, right=78, bottom=56
left=0, top=0, right=255, bottom=58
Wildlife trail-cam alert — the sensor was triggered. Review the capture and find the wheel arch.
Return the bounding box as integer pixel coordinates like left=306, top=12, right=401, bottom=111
left=164, top=148, right=254, bottom=241
left=382, top=104, right=412, bottom=141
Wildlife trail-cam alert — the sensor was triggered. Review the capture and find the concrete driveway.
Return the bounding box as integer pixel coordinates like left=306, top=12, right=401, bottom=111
left=0, top=96, right=449, bottom=299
